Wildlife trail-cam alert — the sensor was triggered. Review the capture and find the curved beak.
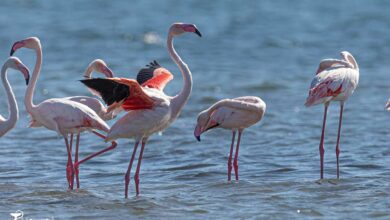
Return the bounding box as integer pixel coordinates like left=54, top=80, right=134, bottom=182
left=103, top=67, right=114, bottom=78
left=10, top=41, right=24, bottom=56
left=194, top=27, right=202, bottom=37
left=194, top=124, right=202, bottom=142
left=25, top=74, right=30, bottom=85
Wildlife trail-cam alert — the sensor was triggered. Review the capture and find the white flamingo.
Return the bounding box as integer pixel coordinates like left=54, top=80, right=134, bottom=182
left=60, top=59, right=116, bottom=189
left=0, top=57, right=30, bottom=137
left=305, top=51, right=359, bottom=179
left=81, top=23, right=201, bottom=197
left=10, top=37, right=117, bottom=190
left=194, top=97, right=266, bottom=181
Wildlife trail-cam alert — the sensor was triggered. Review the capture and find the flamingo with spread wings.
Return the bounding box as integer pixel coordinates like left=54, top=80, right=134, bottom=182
left=10, top=37, right=117, bottom=190
left=194, top=96, right=266, bottom=181
left=305, top=51, right=359, bottom=179
left=0, top=57, right=30, bottom=137
left=81, top=23, right=201, bottom=197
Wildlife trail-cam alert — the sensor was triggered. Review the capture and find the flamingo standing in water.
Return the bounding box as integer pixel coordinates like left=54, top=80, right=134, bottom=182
left=0, top=57, right=30, bottom=137
left=81, top=23, right=201, bottom=197
left=61, top=59, right=116, bottom=189
left=194, top=97, right=266, bottom=181
left=10, top=37, right=117, bottom=190
left=305, top=51, right=359, bottom=179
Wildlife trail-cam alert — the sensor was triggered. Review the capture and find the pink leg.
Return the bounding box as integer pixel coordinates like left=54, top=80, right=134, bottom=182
left=64, top=135, right=74, bottom=190
left=319, top=104, right=329, bottom=179
left=124, top=141, right=140, bottom=198
left=227, top=131, right=236, bottom=181
left=74, top=133, right=81, bottom=189
left=135, top=139, right=147, bottom=196
left=74, top=131, right=117, bottom=167
left=66, top=134, right=74, bottom=188
left=233, top=130, right=242, bottom=181
left=336, top=103, right=344, bottom=179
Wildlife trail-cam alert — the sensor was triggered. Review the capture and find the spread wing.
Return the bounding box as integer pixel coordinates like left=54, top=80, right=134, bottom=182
left=137, top=60, right=173, bottom=91
left=80, top=78, right=155, bottom=111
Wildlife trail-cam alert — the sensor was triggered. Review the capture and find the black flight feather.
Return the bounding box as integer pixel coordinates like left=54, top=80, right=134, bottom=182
left=80, top=78, right=130, bottom=106
left=136, top=60, right=161, bottom=85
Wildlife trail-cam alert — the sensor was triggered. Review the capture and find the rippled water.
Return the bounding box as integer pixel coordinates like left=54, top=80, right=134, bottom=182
left=1, top=0, right=390, bottom=219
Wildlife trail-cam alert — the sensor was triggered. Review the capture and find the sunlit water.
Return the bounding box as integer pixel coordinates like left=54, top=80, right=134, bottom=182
left=1, top=0, right=390, bottom=219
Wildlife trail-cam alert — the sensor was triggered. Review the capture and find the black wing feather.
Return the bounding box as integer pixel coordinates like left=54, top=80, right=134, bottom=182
left=136, top=60, right=161, bottom=85
left=80, top=78, right=130, bottom=106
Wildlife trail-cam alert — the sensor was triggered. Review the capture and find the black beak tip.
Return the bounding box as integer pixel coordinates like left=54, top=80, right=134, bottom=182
left=10, top=49, right=15, bottom=56
left=195, top=29, right=202, bottom=37
left=196, top=136, right=201, bottom=142
left=25, top=77, right=30, bottom=85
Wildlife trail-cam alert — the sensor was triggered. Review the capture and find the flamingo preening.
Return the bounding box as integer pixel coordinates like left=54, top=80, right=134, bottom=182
left=0, top=57, right=30, bottom=137
left=10, top=37, right=117, bottom=190
left=81, top=23, right=201, bottom=197
left=305, top=51, right=359, bottom=179
left=194, top=97, right=266, bottom=181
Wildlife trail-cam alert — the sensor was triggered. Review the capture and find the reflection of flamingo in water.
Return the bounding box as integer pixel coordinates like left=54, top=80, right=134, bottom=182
left=61, top=59, right=116, bottom=189
left=81, top=23, right=201, bottom=197
left=305, top=51, right=359, bottom=179
left=0, top=57, right=30, bottom=137
left=194, top=96, right=266, bottom=181
left=10, top=37, right=117, bottom=190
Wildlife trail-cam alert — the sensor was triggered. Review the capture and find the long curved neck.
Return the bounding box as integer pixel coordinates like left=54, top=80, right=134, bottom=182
left=0, top=65, right=18, bottom=133
left=84, top=65, right=94, bottom=78
left=25, top=46, right=42, bottom=114
left=169, top=34, right=193, bottom=118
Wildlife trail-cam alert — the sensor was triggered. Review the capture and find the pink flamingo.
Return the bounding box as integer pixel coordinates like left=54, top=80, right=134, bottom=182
left=10, top=37, right=117, bottom=190
left=81, top=23, right=201, bottom=197
left=61, top=59, right=116, bottom=189
left=305, top=51, right=359, bottom=179
left=0, top=57, right=30, bottom=137
left=194, top=97, right=266, bottom=181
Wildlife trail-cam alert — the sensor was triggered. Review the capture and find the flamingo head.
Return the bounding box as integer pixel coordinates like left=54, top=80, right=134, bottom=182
left=84, top=59, right=114, bottom=78
left=10, top=37, right=41, bottom=56
left=5, top=57, right=30, bottom=85
left=169, top=23, right=202, bottom=37
left=385, top=99, right=390, bottom=111
left=194, top=110, right=219, bottom=142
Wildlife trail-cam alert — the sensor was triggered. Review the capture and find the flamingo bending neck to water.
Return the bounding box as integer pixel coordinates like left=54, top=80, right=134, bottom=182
left=10, top=37, right=117, bottom=190
left=194, top=97, right=266, bottom=181
left=81, top=23, right=201, bottom=197
left=305, top=51, right=359, bottom=179
left=0, top=57, right=30, bottom=137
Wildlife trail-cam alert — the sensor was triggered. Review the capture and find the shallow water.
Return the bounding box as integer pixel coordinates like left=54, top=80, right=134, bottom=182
left=1, top=0, right=390, bottom=219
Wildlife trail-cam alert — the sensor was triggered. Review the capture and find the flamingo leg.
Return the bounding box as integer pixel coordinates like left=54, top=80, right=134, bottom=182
left=64, top=135, right=74, bottom=190
left=135, top=139, right=147, bottom=196
left=227, top=131, right=236, bottom=181
left=125, top=141, right=140, bottom=198
left=66, top=134, right=74, bottom=189
left=336, top=103, right=344, bottom=179
left=319, top=104, right=329, bottom=179
left=74, top=133, right=81, bottom=189
left=74, top=131, right=117, bottom=168
left=233, top=130, right=242, bottom=181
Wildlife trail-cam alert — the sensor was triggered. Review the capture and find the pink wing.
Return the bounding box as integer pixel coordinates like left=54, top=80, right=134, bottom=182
left=305, top=70, right=346, bottom=106
left=136, top=61, right=173, bottom=91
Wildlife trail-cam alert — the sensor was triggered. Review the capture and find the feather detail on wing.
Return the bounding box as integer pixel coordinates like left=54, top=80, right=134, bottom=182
left=80, top=78, right=155, bottom=112
left=137, top=60, right=173, bottom=91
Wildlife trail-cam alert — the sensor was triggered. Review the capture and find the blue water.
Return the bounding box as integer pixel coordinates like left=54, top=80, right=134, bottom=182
left=1, top=0, right=390, bottom=219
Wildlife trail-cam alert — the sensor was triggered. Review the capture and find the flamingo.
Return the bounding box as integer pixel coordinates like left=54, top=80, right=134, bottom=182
left=0, top=57, right=30, bottom=137
left=80, top=23, right=201, bottom=197
left=10, top=37, right=117, bottom=190
left=305, top=51, right=359, bottom=179
left=194, top=97, right=266, bottom=181
left=385, top=100, right=390, bottom=110
left=60, top=59, right=116, bottom=189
